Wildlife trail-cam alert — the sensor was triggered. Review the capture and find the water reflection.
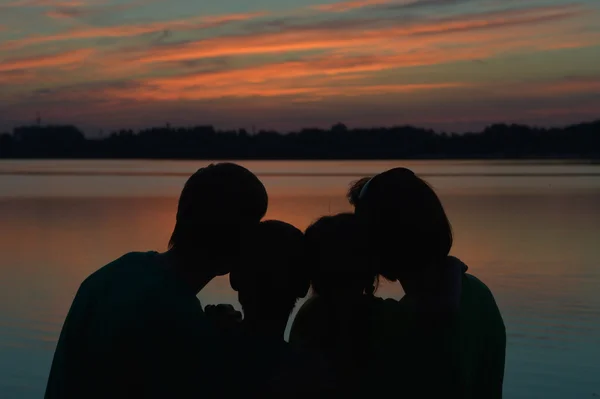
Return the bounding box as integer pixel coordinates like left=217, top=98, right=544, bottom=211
left=1, top=161, right=600, bottom=398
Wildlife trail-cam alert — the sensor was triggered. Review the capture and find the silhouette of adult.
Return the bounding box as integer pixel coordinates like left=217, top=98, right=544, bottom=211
left=350, top=168, right=506, bottom=398
left=207, top=220, right=332, bottom=398
left=289, top=213, right=402, bottom=397
left=45, top=163, right=268, bottom=399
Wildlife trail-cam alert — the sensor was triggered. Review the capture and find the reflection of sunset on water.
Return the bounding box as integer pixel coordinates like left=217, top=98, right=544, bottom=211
left=1, top=160, right=599, bottom=398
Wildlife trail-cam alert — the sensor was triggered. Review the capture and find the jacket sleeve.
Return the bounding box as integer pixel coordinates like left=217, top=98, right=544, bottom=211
left=476, top=288, right=507, bottom=399
left=44, top=284, right=91, bottom=399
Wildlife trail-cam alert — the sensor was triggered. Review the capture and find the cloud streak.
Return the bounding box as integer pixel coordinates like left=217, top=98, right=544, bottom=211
left=0, top=70, right=35, bottom=84
left=129, top=4, right=584, bottom=65
left=1, top=11, right=267, bottom=50
left=2, top=0, right=87, bottom=8
left=0, top=49, right=94, bottom=72
left=105, top=79, right=465, bottom=101
left=1, top=0, right=599, bottom=132
left=312, top=0, right=392, bottom=12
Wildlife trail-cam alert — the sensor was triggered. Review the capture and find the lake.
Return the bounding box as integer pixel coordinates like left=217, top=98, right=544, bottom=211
left=1, top=160, right=599, bottom=398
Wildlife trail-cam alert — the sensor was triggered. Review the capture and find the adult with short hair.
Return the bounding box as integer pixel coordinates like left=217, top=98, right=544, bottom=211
left=45, top=163, right=268, bottom=399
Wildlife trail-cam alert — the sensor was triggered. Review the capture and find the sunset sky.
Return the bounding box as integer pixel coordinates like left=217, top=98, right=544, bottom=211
left=1, top=0, right=599, bottom=134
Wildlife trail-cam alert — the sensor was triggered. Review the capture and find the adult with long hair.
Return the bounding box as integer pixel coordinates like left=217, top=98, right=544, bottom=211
left=349, top=168, right=506, bottom=398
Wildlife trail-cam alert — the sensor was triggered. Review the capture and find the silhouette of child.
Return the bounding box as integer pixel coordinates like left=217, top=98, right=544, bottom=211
left=206, top=220, right=334, bottom=398
left=289, top=213, right=402, bottom=397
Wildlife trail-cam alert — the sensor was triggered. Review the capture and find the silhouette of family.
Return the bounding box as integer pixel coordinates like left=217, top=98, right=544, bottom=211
left=45, top=163, right=506, bottom=399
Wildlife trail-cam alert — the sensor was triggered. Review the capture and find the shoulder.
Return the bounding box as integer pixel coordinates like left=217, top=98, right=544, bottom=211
left=463, top=273, right=505, bottom=330
left=76, top=251, right=167, bottom=313
left=81, top=251, right=158, bottom=286
left=463, top=273, right=497, bottom=304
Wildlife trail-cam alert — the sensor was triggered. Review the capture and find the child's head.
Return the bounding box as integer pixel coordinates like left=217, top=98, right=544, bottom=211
left=305, top=213, right=377, bottom=299
left=230, top=220, right=309, bottom=318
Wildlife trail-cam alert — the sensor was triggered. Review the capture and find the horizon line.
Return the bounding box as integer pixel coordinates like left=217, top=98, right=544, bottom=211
left=4, top=117, right=600, bottom=136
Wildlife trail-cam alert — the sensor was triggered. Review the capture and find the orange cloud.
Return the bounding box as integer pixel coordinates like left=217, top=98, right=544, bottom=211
left=0, top=70, right=35, bottom=84
left=106, top=79, right=464, bottom=102
left=1, top=11, right=267, bottom=50
left=0, top=49, right=93, bottom=72
left=3, top=0, right=86, bottom=7
left=103, top=50, right=472, bottom=102
left=141, top=51, right=485, bottom=91
left=312, top=0, right=392, bottom=12
left=132, top=4, right=584, bottom=65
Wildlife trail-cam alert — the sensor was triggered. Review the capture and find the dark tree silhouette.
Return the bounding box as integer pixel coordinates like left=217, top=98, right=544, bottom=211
left=0, top=120, right=598, bottom=159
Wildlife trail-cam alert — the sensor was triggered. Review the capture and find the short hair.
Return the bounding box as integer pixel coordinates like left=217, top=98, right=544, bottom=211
left=347, top=177, right=372, bottom=208
left=169, top=163, right=268, bottom=256
left=305, top=213, right=377, bottom=297
left=230, top=220, right=309, bottom=315
left=355, top=167, right=453, bottom=279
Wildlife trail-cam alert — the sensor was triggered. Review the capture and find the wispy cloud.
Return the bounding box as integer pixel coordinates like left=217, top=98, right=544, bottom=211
left=2, top=0, right=87, bottom=7
left=312, top=0, right=475, bottom=13
left=45, top=6, right=90, bottom=19
left=1, top=0, right=599, bottom=131
left=0, top=70, right=35, bottom=84
left=2, top=11, right=267, bottom=50
left=0, top=49, right=94, bottom=72
left=129, top=4, right=584, bottom=65
left=105, top=79, right=465, bottom=101
left=312, top=0, right=392, bottom=12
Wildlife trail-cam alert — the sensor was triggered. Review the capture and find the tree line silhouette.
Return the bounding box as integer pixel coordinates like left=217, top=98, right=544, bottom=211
left=0, top=120, right=598, bottom=159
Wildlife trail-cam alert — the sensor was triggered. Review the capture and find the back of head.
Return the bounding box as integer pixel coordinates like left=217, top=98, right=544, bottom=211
left=230, top=220, right=309, bottom=316
left=305, top=213, right=377, bottom=298
left=354, top=168, right=453, bottom=280
left=169, top=163, right=268, bottom=271
left=347, top=177, right=372, bottom=208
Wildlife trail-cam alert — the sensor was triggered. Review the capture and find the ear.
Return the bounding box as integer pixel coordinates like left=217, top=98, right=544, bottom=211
left=229, top=272, right=241, bottom=292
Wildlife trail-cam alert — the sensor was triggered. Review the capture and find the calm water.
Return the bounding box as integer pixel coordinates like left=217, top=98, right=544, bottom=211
left=1, top=160, right=599, bottom=398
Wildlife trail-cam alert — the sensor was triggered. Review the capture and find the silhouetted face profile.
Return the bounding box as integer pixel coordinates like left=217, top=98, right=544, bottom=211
left=353, top=168, right=453, bottom=285
left=305, top=213, right=377, bottom=298
left=230, top=220, right=309, bottom=321
left=169, top=163, right=268, bottom=276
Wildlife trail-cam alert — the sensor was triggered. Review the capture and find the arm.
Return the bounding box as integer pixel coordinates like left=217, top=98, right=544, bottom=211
left=477, top=293, right=507, bottom=399
left=45, top=284, right=91, bottom=399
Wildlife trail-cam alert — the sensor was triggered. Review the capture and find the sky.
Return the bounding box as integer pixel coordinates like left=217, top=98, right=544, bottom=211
left=0, top=0, right=599, bottom=134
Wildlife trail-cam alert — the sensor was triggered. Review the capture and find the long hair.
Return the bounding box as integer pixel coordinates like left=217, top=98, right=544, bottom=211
left=354, top=168, right=453, bottom=279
